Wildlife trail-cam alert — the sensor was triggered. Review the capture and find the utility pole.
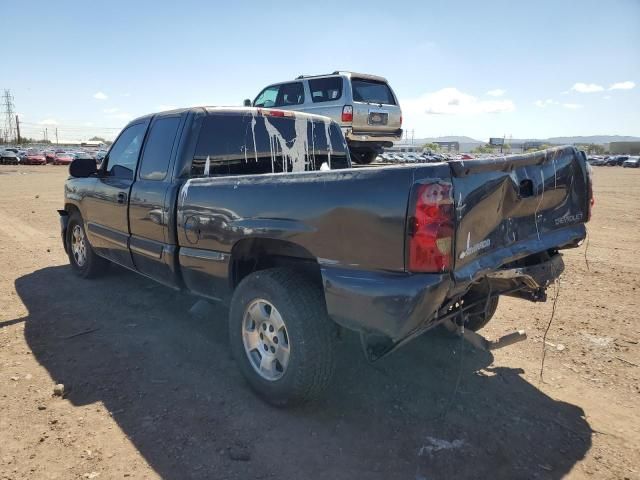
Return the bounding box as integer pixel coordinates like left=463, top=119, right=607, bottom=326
left=15, top=115, right=20, bottom=144
left=45, top=128, right=48, bottom=143
left=55, top=127, right=58, bottom=145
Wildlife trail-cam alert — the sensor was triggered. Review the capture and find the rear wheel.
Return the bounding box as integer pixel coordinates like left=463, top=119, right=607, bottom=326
left=229, top=268, right=336, bottom=407
left=464, top=296, right=499, bottom=331
left=350, top=150, right=378, bottom=165
left=66, top=212, right=109, bottom=278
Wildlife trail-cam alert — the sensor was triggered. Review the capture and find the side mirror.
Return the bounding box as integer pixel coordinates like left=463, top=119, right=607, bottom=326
left=243, top=99, right=252, bottom=107
left=69, top=157, right=97, bottom=178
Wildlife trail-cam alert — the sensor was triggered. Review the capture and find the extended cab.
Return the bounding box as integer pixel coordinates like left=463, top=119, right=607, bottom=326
left=59, top=106, right=592, bottom=406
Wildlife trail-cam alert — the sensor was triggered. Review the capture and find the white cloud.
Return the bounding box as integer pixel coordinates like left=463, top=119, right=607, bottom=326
left=486, top=89, right=506, bottom=97
left=562, top=103, right=582, bottom=109
left=38, top=118, right=58, bottom=125
left=534, top=99, right=559, bottom=108
left=609, top=81, right=635, bottom=90
left=103, top=107, right=119, bottom=114
left=569, top=82, right=604, bottom=93
left=402, top=87, right=515, bottom=116
left=93, top=91, right=108, bottom=100
left=157, top=104, right=177, bottom=111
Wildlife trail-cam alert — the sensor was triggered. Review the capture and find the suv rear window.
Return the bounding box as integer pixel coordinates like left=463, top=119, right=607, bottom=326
left=308, top=77, right=342, bottom=103
left=351, top=79, right=396, bottom=105
left=191, top=113, right=349, bottom=176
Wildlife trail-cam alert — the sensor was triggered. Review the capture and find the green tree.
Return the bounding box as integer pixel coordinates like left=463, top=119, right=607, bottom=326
left=471, top=144, right=495, bottom=154
left=422, top=142, right=440, bottom=152
left=89, top=136, right=107, bottom=143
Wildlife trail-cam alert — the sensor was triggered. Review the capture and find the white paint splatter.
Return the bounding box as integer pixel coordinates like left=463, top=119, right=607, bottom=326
left=418, top=436, right=465, bottom=456
left=204, top=155, right=210, bottom=176
left=262, top=114, right=311, bottom=172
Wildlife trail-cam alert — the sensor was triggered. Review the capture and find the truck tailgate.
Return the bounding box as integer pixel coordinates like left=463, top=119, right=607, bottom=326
left=449, top=146, right=589, bottom=283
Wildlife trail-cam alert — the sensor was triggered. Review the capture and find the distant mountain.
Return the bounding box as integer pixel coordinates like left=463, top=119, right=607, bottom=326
left=544, top=135, right=640, bottom=145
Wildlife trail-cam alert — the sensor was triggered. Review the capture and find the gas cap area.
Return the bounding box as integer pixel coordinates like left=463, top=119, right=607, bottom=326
left=184, top=215, right=200, bottom=244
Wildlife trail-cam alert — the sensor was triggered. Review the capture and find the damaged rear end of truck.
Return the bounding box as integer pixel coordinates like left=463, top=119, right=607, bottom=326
left=357, top=146, right=592, bottom=358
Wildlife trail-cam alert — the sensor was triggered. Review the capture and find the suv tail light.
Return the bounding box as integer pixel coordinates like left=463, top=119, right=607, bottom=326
left=400, top=114, right=402, bottom=126
left=342, top=105, right=353, bottom=122
left=408, top=182, right=454, bottom=272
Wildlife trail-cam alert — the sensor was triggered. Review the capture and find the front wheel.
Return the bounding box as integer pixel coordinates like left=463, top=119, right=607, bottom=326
left=229, top=268, right=336, bottom=407
left=66, top=212, right=109, bottom=278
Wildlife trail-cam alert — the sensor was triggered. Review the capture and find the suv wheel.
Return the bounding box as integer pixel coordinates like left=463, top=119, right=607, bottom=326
left=66, top=212, right=109, bottom=278
left=351, top=150, right=378, bottom=165
left=229, top=268, right=336, bottom=406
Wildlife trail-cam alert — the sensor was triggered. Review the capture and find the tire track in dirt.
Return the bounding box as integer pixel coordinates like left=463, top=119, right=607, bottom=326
left=0, top=209, right=52, bottom=247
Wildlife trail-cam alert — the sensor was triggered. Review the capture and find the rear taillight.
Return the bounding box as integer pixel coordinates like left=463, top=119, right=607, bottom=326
left=408, top=182, right=454, bottom=272
left=400, top=114, right=402, bottom=126
left=342, top=105, right=353, bottom=122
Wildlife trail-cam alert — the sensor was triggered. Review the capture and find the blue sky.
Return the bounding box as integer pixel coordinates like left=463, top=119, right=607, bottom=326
left=4, top=0, right=639, bottom=141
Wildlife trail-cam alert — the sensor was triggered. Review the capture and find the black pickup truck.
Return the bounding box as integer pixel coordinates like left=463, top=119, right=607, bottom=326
left=59, top=106, right=592, bottom=406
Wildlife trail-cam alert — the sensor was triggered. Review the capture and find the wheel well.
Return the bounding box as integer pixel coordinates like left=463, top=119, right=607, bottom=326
left=230, top=238, right=322, bottom=290
left=64, top=203, right=80, bottom=217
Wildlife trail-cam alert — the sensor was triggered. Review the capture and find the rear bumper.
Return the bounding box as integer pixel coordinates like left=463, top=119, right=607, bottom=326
left=321, top=252, right=566, bottom=349
left=343, top=128, right=403, bottom=147
left=320, top=266, right=450, bottom=341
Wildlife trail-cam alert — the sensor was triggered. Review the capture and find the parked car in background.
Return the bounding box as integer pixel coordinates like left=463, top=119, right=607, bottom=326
left=605, top=155, right=628, bottom=166
left=44, top=150, right=56, bottom=163
left=588, top=157, right=606, bottom=166
left=248, top=71, right=402, bottom=164
left=22, top=150, right=47, bottom=165
left=1, top=149, right=20, bottom=165
left=72, top=152, right=94, bottom=162
left=53, top=152, right=75, bottom=165
left=622, top=157, right=640, bottom=168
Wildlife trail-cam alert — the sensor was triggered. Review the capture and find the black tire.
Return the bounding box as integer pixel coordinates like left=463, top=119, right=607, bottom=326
left=66, top=212, right=109, bottom=279
left=464, top=296, right=499, bottom=331
left=229, top=268, right=336, bottom=407
left=351, top=150, right=377, bottom=165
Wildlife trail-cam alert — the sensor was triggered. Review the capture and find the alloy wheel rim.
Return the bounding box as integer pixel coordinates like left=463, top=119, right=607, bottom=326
left=242, top=299, right=290, bottom=381
left=71, top=224, right=87, bottom=267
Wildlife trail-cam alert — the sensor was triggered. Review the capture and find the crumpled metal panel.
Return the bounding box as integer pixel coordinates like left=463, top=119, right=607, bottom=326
left=449, top=146, right=588, bottom=285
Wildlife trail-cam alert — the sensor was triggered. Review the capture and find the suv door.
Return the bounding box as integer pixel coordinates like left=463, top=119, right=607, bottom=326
left=302, top=76, right=344, bottom=124
left=83, top=121, right=148, bottom=268
left=129, top=114, right=184, bottom=287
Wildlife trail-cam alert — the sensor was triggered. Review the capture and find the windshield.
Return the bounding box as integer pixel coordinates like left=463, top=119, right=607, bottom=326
left=351, top=79, right=396, bottom=105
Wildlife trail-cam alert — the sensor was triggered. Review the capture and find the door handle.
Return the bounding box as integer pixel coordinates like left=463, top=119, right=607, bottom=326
left=117, top=192, right=128, bottom=204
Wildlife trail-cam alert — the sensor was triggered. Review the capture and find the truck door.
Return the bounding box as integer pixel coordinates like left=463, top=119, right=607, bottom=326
left=129, top=114, right=184, bottom=288
left=82, top=121, right=148, bottom=268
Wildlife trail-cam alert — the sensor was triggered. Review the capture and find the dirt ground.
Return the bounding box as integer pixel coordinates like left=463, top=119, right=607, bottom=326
left=0, top=165, right=638, bottom=480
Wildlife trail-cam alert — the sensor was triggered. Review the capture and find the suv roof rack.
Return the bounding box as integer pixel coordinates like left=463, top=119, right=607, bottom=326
left=295, top=71, right=388, bottom=82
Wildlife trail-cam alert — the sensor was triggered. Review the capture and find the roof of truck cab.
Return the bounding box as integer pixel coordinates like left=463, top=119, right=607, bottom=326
left=128, top=106, right=335, bottom=126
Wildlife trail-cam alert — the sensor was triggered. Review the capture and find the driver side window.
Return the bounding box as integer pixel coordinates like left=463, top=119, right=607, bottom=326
left=253, top=85, right=280, bottom=108
left=105, top=123, right=146, bottom=179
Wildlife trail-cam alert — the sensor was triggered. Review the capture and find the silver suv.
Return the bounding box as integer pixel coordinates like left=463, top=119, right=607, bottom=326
left=247, top=71, right=403, bottom=164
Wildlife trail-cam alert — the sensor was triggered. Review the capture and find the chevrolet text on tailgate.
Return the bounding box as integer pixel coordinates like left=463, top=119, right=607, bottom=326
left=59, top=106, right=592, bottom=406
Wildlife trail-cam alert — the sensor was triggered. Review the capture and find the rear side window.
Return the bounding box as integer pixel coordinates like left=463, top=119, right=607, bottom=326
left=139, top=116, right=181, bottom=180
left=308, top=77, right=342, bottom=103
left=351, top=79, right=396, bottom=105
left=191, top=113, right=349, bottom=177
left=276, top=82, right=304, bottom=106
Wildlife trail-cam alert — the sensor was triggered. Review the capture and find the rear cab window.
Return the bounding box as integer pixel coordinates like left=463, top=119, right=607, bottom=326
left=138, top=116, right=182, bottom=181
left=308, top=77, right=343, bottom=103
left=351, top=78, right=396, bottom=105
left=191, top=112, right=349, bottom=177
